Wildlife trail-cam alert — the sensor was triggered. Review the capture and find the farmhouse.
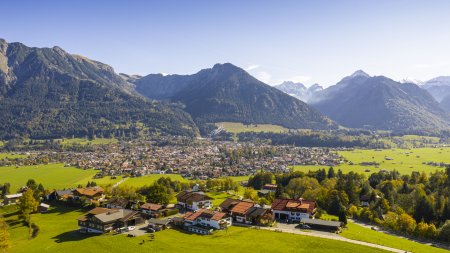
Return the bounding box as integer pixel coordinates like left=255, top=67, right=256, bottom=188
left=77, top=207, right=144, bottom=233
left=176, top=191, right=213, bottom=211
left=182, top=209, right=232, bottom=234
left=140, top=203, right=163, bottom=217
left=3, top=193, right=22, bottom=205
left=271, top=198, right=317, bottom=222
left=219, top=199, right=272, bottom=225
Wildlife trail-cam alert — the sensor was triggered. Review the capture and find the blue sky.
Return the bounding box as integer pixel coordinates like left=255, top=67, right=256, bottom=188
left=2, top=0, right=450, bottom=86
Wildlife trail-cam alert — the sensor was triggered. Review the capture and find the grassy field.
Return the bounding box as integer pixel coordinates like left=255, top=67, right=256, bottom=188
left=216, top=122, right=288, bottom=133
left=342, top=222, right=448, bottom=253
left=0, top=153, right=28, bottom=160
left=122, top=174, right=188, bottom=188
left=2, top=205, right=388, bottom=253
left=293, top=147, right=450, bottom=176
left=58, top=138, right=119, bottom=145
left=0, top=164, right=98, bottom=191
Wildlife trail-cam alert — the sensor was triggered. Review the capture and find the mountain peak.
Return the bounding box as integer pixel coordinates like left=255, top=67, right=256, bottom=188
left=350, top=70, right=370, bottom=78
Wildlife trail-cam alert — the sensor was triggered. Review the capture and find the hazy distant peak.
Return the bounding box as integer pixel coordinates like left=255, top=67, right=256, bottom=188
left=400, top=78, right=423, bottom=85
left=350, top=70, right=370, bottom=78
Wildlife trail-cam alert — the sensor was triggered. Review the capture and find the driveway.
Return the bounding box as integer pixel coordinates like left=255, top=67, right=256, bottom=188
left=123, top=221, right=149, bottom=237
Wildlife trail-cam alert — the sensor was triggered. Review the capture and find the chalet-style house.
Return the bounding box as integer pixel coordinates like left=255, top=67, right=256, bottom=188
left=271, top=198, right=317, bottom=222
left=219, top=198, right=271, bottom=225
left=3, top=193, right=22, bottom=205
left=182, top=209, right=232, bottom=235
left=176, top=191, right=213, bottom=211
left=73, top=186, right=105, bottom=201
left=262, top=184, right=278, bottom=192
left=77, top=207, right=144, bottom=233
left=46, top=189, right=73, bottom=201
left=140, top=203, right=163, bottom=217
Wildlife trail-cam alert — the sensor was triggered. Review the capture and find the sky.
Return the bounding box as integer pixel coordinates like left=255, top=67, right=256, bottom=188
left=2, top=0, right=450, bottom=87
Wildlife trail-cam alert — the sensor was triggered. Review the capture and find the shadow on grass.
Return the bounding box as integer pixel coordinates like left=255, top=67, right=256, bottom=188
left=52, top=230, right=98, bottom=243
left=44, top=202, right=87, bottom=215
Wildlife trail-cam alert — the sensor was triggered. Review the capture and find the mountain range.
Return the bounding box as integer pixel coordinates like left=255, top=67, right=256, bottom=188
left=0, top=39, right=198, bottom=139
left=134, top=63, right=336, bottom=131
left=1, top=38, right=449, bottom=139
left=308, top=71, right=450, bottom=131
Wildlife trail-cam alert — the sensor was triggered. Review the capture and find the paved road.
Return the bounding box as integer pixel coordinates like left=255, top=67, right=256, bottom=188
left=235, top=223, right=408, bottom=253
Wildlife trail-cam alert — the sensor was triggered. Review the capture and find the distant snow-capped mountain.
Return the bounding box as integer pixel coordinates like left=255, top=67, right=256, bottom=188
left=274, top=81, right=323, bottom=102
left=422, top=76, right=450, bottom=102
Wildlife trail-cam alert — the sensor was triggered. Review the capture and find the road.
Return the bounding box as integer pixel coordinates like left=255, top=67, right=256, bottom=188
left=112, top=177, right=128, bottom=188
left=234, top=223, right=409, bottom=253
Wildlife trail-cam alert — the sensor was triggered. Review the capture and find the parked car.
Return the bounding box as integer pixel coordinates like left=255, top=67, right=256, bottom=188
left=147, top=228, right=155, bottom=233
left=127, top=226, right=136, bottom=231
left=300, top=224, right=311, bottom=229
left=127, top=234, right=136, bottom=237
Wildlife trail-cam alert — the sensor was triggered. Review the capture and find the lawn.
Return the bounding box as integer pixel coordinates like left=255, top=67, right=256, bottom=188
left=58, top=138, right=118, bottom=146
left=121, top=174, right=188, bottom=188
left=0, top=164, right=98, bottom=191
left=208, top=191, right=241, bottom=206
left=293, top=147, right=450, bottom=176
left=319, top=214, right=447, bottom=253
left=3, top=205, right=389, bottom=253
left=342, top=222, right=448, bottom=253
left=216, top=122, right=288, bottom=133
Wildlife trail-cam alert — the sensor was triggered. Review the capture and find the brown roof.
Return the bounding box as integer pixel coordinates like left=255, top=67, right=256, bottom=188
left=184, top=209, right=227, bottom=221
left=230, top=201, right=254, bottom=215
left=74, top=187, right=104, bottom=197
left=219, top=198, right=240, bottom=211
left=271, top=199, right=316, bottom=214
left=176, top=191, right=213, bottom=203
left=141, top=203, right=162, bottom=211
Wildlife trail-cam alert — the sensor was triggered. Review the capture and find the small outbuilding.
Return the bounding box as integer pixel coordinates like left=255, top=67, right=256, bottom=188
left=300, top=218, right=343, bottom=232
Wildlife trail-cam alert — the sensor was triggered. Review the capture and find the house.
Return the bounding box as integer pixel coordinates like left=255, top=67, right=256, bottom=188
left=230, top=200, right=255, bottom=223
left=73, top=187, right=105, bottom=201
left=46, top=189, right=74, bottom=201
left=104, top=197, right=134, bottom=209
left=148, top=218, right=171, bottom=230
left=271, top=198, right=317, bottom=222
left=262, top=184, right=278, bottom=192
left=77, top=207, right=144, bottom=234
left=182, top=209, right=232, bottom=234
left=140, top=203, right=163, bottom=217
left=218, top=198, right=240, bottom=213
left=38, top=203, right=50, bottom=213
left=176, top=191, right=213, bottom=211
left=3, top=193, right=22, bottom=205
left=360, top=195, right=370, bottom=207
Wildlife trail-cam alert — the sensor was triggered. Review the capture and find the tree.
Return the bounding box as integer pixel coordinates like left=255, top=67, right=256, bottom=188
left=439, top=220, right=450, bottom=241
left=328, top=190, right=344, bottom=215
left=0, top=216, right=11, bottom=253
left=144, top=183, right=171, bottom=205
left=338, top=209, right=347, bottom=225
left=398, top=213, right=416, bottom=235
left=243, top=188, right=258, bottom=201
left=327, top=167, right=336, bottom=179
left=18, top=189, right=39, bottom=239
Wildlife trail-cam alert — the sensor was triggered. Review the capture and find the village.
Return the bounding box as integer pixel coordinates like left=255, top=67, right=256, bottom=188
left=0, top=139, right=342, bottom=180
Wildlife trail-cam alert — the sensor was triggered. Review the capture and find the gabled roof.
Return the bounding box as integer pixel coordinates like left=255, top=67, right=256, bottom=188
left=141, top=203, right=163, bottom=211
left=176, top=191, right=213, bottom=203
left=245, top=206, right=268, bottom=218
left=271, top=199, right=316, bottom=214
left=219, top=198, right=241, bottom=211
left=74, top=187, right=104, bottom=197
left=230, top=201, right=254, bottom=215
left=184, top=209, right=227, bottom=221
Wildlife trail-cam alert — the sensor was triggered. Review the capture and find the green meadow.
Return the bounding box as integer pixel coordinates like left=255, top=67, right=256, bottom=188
left=59, top=138, right=119, bottom=146
left=0, top=153, right=28, bottom=160
left=216, top=122, right=288, bottom=133
left=293, top=147, right=450, bottom=176
left=2, top=205, right=388, bottom=253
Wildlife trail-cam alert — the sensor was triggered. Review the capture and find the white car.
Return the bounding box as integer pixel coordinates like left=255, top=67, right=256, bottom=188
left=127, top=226, right=136, bottom=231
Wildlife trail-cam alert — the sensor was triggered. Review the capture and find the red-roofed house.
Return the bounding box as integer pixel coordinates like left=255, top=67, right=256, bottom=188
left=271, top=198, right=317, bottom=222
left=182, top=209, right=232, bottom=234
left=176, top=191, right=213, bottom=211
